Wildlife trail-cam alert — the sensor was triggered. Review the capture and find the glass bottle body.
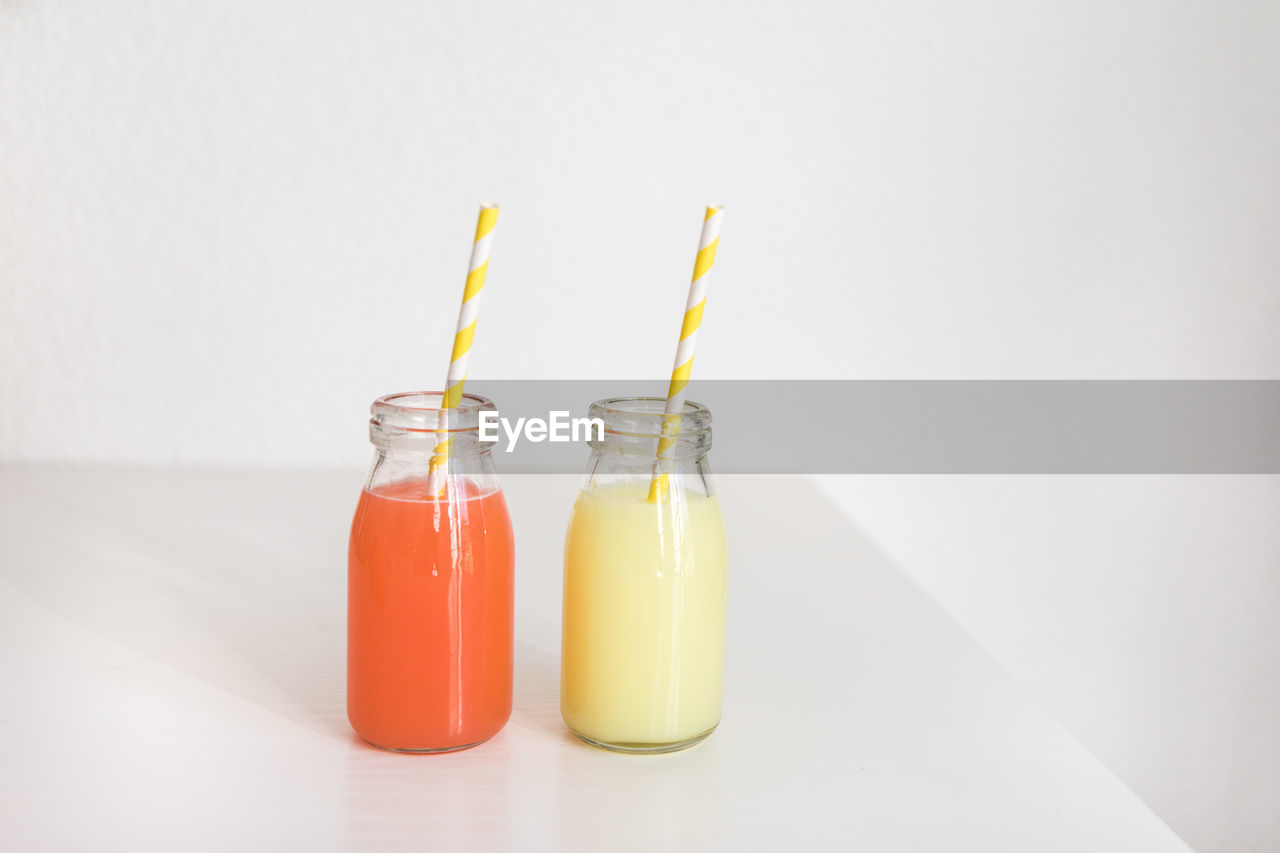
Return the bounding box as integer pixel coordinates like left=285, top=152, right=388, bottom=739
left=561, top=397, right=728, bottom=753
left=347, top=392, right=514, bottom=753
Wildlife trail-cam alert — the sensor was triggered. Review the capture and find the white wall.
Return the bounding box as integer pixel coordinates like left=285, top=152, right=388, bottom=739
left=3, top=2, right=1278, bottom=850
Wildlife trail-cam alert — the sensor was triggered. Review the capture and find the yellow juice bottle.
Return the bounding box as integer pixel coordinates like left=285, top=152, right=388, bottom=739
left=560, top=397, right=728, bottom=752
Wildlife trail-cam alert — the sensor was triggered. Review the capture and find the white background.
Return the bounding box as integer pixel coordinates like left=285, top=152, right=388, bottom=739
left=2, top=2, right=1278, bottom=851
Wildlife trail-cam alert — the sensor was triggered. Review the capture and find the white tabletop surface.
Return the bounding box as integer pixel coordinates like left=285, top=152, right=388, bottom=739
left=0, top=468, right=1189, bottom=851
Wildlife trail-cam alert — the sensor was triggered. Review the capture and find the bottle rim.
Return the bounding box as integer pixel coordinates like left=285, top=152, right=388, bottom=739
left=588, top=396, right=712, bottom=442
left=370, top=391, right=496, bottom=437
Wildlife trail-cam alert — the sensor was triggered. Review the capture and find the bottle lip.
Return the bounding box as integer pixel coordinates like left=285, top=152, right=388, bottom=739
left=370, top=391, right=495, bottom=435
left=588, top=396, right=712, bottom=439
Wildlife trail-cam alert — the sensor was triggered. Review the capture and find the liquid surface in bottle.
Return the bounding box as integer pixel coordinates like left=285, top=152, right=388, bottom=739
left=348, top=477, right=514, bottom=751
left=562, top=481, right=728, bottom=748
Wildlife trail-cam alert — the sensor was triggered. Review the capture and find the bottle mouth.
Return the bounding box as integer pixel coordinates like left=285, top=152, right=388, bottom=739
left=589, top=396, right=712, bottom=436
left=588, top=396, right=713, bottom=458
left=369, top=391, right=496, bottom=450
left=372, top=391, right=494, bottom=430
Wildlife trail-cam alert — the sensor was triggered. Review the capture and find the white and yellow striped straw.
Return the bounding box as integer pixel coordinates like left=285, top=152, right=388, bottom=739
left=427, top=203, right=499, bottom=497
left=647, top=205, right=724, bottom=502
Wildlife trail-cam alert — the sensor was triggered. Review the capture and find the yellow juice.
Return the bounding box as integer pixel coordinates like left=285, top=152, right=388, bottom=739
left=561, top=480, right=728, bottom=750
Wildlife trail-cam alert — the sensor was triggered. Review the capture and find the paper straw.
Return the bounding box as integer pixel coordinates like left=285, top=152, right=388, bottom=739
left=647, top=205, right=724, bottom=502
left=427, top=203, right=499, bottom=497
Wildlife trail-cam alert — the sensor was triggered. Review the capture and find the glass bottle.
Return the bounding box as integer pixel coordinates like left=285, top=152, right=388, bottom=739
left=561, top=397, right=729, bottom=752
left=347, top=391, right=514, bottom=752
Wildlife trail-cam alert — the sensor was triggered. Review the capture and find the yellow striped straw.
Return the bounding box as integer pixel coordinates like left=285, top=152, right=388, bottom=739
left=647, top=205, right=724, bottom=502
left=427, top=203, right=499, bottom=497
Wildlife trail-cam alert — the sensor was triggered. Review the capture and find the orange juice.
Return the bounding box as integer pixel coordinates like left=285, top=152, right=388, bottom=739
left=347, top=477, right=514, bottom=752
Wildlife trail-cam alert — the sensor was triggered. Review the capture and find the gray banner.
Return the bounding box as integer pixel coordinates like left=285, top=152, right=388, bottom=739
left=443, top=380, right=1280, bottom=474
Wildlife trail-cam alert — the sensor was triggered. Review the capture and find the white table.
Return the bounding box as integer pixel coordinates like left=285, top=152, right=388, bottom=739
left=0, top=469, right=1189, bottom=851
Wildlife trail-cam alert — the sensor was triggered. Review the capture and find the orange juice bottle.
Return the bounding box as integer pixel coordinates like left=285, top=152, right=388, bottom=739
left=347, top=392, right=514, bottom=752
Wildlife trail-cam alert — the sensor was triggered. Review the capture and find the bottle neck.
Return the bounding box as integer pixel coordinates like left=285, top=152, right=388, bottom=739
left=587, top=396, right=713, bottom=458
left=581, top=396, right=715, bottom=497
left=588, top=441, right=710, bottom=473
left=363, top=391, right=502, bottom=498
left=365, top=447, right=501, bottom=497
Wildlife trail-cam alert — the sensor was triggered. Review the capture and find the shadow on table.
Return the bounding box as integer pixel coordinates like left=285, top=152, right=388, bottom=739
left=3, top=470, right=601, bottom=746
left=512, top=640, right=576, bottom=742
left=4, top=470, right=356, bottom=740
